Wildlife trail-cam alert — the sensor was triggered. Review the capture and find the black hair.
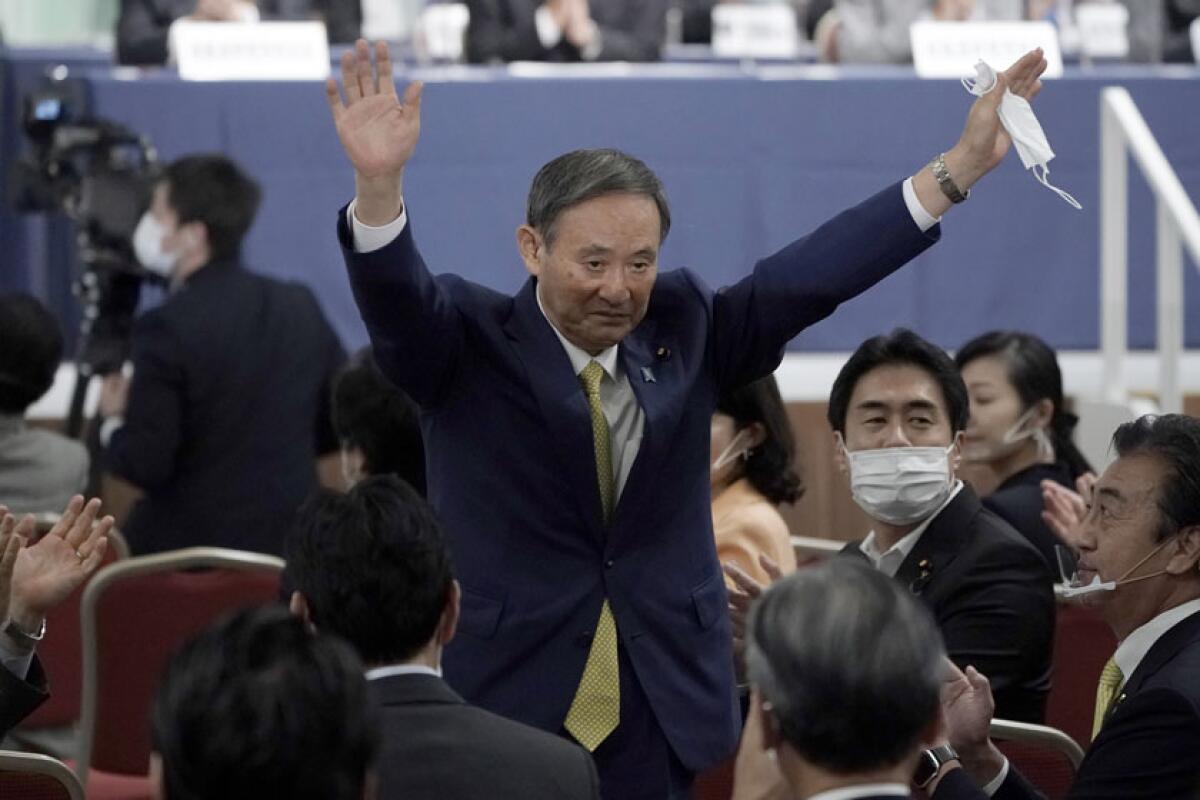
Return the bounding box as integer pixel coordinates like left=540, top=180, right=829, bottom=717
left=332, top=348, right=426, bottom=495
left=716, top=375, right=804, bottom=505
left=527, top=148, right=671, bottom=246
left=827, top=328, right=969, bottom=434
left=0, top=293, right=63, bottom=414
left=162, top=154, right=261, bottom=262
left=1111, top=414, right=1200, bottom=543
left=285, top=476, right=452, bottom=665
left=151, top=606, right=377, bottom=800
left=956, top=330, right=1093, bottom=481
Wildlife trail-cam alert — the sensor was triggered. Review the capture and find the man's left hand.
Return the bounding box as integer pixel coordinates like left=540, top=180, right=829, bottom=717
left=8, top=496, right=112, bottom=634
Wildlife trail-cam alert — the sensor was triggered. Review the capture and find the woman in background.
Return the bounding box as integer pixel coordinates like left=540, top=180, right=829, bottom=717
left=711, top=375, right=801, bottom=586
left=955, top=330, right=1092, bottom=569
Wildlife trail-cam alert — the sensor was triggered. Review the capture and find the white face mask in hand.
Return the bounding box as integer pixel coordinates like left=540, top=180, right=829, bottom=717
left=962, top=60, right=1082, bottom=211
left=843, top=444, right=956, bottom=526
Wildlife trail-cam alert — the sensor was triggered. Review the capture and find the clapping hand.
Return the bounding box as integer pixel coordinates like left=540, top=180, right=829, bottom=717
left=939, top=660, right=1007, bottom=786
left=1041, top=471, right=1096, bottom=551
left=723, top=554, right=783, bottom=662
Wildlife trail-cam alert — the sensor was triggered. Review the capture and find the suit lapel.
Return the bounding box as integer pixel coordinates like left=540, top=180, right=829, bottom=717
left=1108, top=609, right=1200, bottom=720
left=894, top=487, right=979, bottom=595
left=503, top=280, right=606, bottom=540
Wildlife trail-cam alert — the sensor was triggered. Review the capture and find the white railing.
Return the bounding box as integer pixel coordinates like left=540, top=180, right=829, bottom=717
left=1101, top=87, right=1200, bottom=414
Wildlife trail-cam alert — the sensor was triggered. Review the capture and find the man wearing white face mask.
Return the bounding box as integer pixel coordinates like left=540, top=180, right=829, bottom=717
left=931, top=413, right=1200, bottom=800
left=828, top=329, right=1055, bottom=725
left=98, top=154, right=345, bottom=556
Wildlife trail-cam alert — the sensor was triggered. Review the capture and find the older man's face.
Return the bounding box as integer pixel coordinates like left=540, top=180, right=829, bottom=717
left=1074, top=453, right=1174, bottom=634
left=519, top=192, right=660, bottom=356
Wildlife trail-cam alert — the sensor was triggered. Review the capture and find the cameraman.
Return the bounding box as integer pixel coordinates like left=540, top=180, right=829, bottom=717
left=98, top=154, right=344, bottom=556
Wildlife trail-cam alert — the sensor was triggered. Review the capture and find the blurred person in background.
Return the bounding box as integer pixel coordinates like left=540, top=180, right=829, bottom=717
left=332, top=347, right=426, bottom=495
left=0, top=294, right=88, bottom=515
left=465, top=0, right=668, bottom=62
left=117, top=0, right=363, bottom=65
left=955, top=330, right=1092, bottom=570
left=817, top=0, right=1026, bottom=63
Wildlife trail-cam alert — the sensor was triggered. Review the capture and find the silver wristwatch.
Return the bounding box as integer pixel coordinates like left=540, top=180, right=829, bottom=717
left=929, top=153, right=970, bottom=204
left=913, top=743, right=959, bottom=788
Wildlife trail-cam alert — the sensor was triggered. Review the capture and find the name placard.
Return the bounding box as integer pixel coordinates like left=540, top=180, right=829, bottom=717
left=711, top=4, right=800, bottom=60
left=418, top=3, right=469, bottom=62
left=171, top=21, right=331, bottom=81
left=911, top=21, right=1063, bottom=79
left=1074, top=3, right=1129, bottom=59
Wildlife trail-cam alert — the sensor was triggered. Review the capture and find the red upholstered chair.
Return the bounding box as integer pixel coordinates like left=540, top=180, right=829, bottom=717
left=1046, top=599, right=1118, bottom=748
left=0, top=751, right=85, bottom=800
left=17, top=525, right=130, bottom=736
left=989, top=719, right=1085, bottom=800
left=75, top=548, right=285, bottom=798
left=693, top=756, right=735, bottom=800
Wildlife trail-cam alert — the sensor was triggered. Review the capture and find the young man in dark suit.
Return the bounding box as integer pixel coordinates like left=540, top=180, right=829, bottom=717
left=826, top=329, right=1055, bottom=724
left=930, top=413, right=1200, bottom=799
left=286, top=476, right=600, bottom=800
left=98, top=155, right=345, bottom=556
left=327, top=41, right=1048, bottom=798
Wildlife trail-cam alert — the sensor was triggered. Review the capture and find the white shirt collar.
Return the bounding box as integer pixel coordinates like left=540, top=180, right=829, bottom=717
left=535, top=284, right=621, bottom=380
left=365, top=664, right=442, bottom=681
left=860, top=481, right=964, bottom=575
left=1112, top=597, right=1200, bottom=686
left=807, top=783, right=910, bottom=800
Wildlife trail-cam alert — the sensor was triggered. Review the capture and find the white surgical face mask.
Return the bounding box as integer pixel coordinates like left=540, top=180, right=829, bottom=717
left=711, top=428, right=754, bottom=474
left=1057, top=539, right=1174, bottom=600
left=964, top=405, right=1052, bottom=464
left=132, top=212, right=180, bottom=278
left=844, top=443, right=955, bottom=526
left=962, top=60, right=1082, bottom=210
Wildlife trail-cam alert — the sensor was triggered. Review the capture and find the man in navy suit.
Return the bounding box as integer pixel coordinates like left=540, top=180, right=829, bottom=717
left=326, top=39, right=1049, bottom=798
left=929, top=414, right=1200, bottom=799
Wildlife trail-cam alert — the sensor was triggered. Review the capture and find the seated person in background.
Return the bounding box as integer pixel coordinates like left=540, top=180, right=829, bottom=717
left=465, top=0, right=667, bottom=63
left=731, top=329, right=1054, bottom=724
left=735, top=559, right=949, bottom=800
left=0, top=293, right=88, bottom=515
left=956, top=330, right=1093, bottom=570
left=150, top=606, right=378, bottom=800
left=116, top=0, right=362, bottom=65
left=711, top=375, right=800, bottom=588
left=931, top=413, right=1200, bottom=800
left=818, top=0, right=1025, bottom=63
left=332, top=347, right=426, bottom=494
left=98, top=154, right=345, bottom=556
left=0, top=496, right=112, bottom=738
left=286, top=476, right=600, bottom=800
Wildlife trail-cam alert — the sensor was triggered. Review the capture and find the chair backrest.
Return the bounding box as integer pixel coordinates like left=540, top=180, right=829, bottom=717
left=76, top=548, right=285, bottom=786
left=0, top=750, right=85, bottom=800
left=1046, top=601, right=1117, bottom=748
left=19, top=527, right=130, bottom=732
left=790, top=535, right=843, bottom=568
left=990, top=719, right=1085, bottom=800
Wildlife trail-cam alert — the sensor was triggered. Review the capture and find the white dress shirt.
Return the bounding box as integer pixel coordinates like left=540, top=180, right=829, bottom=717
left=365, top=663, right=442, bottom=681
left=0, top=631, right=35, bottom=682
left=808, top=783, right=909, bottom=800
left=859, top=481, right=964, bottom=577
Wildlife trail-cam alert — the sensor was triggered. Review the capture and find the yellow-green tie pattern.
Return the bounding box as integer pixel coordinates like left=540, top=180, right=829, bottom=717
left=563, top=360, right=620, bottom=751
left=1092, top=657, right=1124, bottom=740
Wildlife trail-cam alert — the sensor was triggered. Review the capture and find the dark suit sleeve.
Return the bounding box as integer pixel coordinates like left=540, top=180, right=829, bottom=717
left=0, top=656, right=49, bottom=739
left=116, top=0, right=181, bottom=65
left=339, top=209, right=465, bottom=409
left=708, top=181, right=939, bottom=392
left=938, top=542, right=1054, bottom=715
left=594, top=0, right=666, bottom=61
left=104, top=312, right=186, bottom=490
left=466, top=0, right=553, bottom=62
left=932, top=765, right=1042, bottom=800
left=305, top=288, right=346, bottom=456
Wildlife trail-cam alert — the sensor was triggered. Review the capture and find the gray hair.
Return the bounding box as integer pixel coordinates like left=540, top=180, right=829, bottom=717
left=746, top=559, right=946, bottom=773
left=526, top=149, right=671, bottom=246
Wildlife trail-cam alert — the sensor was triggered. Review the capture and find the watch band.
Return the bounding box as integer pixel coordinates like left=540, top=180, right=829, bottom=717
left=3, top=617, right=46, bottom=648
left=913, top=743, right=959, bottom=789
left=929, top=153, right=970, bottom=204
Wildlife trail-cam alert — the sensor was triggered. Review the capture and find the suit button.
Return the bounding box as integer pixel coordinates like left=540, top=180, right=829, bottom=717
left=605, top=559, right=614, bottom=569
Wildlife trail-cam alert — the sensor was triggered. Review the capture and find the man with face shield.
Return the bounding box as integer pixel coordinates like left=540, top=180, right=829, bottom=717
left=931, top=413, right=1200, bottom=800
left=828, top=329, right=1055, bottom=724
left=97, top=154, right=345, bottom=556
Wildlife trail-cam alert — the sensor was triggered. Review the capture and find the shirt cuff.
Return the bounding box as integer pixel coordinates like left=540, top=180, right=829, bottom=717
left=0, top=631, right=35, bottom=682
left=980, top=757, right=1010, bottom=797
left=534, top=5, right=564, bottom=49
left=99, top=415, right=125, bottom=448
left=347, top=198, right=409, bottom=253
left=902, top=176, right=941, bottom=232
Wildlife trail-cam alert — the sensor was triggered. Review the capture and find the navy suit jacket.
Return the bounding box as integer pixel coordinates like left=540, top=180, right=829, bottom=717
left=340, top=181, right=938, bottom=771
left=0, top=657, right=47, bottom=739
left=935, top=609, right=1200, bottom=799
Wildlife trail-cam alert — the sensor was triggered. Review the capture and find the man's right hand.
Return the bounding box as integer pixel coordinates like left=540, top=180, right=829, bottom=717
left=326, top=40, right=424, bottom=226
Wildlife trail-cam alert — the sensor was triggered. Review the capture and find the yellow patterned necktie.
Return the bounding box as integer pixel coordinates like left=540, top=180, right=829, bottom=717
left=1092, top=657, right=1124, bottom=740
left=563, top=361, right=620, bottom=751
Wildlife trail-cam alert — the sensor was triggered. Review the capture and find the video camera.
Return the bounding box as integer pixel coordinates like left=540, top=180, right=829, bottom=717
left=10, top=73, right=160, bottom=437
